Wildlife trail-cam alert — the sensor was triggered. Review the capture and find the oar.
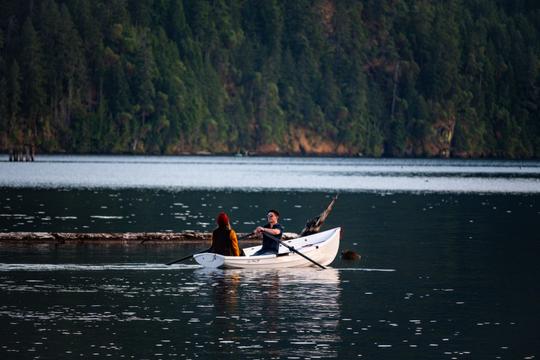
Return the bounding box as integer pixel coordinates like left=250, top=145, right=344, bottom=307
left=263, top=232, right=326, bottom=270
left=238, top=232, right=255, bottom=240
left=166, top=231, right=254, bottom=265
left=165, top=248, right=211, bottom=266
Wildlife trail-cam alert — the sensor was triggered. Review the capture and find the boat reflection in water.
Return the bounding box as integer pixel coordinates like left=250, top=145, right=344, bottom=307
left=193, top=267, right=342, bottom=358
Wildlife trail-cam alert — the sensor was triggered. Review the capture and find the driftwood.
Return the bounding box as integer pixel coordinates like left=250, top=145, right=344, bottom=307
left=0, top=231, right=297, bottom=245
left=0, top=196, right=337, bottom=246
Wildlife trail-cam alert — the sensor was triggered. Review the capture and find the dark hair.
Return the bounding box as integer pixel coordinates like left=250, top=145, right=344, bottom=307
left=268, top=209, right=280, bottom=217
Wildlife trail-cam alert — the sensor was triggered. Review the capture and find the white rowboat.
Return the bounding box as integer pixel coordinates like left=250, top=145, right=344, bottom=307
left=193, top=227, right=341, bottom=269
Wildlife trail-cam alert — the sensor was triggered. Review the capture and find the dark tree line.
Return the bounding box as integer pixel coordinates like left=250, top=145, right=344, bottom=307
left=0, top=0, right=539, bottom=158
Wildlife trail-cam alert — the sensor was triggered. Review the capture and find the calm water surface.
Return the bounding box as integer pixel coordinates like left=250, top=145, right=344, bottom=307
left=1, top=155, right=539, bottom=192
left=0, top=157, right=539, bottom=359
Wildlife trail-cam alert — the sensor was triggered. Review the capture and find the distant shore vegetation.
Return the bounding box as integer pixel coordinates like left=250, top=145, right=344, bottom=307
left=0, top=0, right=539, bottom=158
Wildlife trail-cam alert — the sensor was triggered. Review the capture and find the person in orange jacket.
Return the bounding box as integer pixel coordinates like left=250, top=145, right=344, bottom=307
left=209, top=212, right=240, bottom=256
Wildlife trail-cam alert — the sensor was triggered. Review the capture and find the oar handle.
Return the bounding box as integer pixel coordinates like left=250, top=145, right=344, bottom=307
left=263, top=232, right=326, bottom=269
left=238, top=232, right=255, bottom=240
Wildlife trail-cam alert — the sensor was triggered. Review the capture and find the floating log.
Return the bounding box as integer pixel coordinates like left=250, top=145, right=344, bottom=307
left=0, top=197, right=334, bottom=246
left=0, top=231, right=298, bottom=245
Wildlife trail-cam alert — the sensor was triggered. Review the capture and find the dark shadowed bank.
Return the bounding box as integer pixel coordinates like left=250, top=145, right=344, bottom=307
left=0, top=0, right=539, bottom=158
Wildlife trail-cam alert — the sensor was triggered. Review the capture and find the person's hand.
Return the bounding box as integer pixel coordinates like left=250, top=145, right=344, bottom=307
left=255, top=226, right=263, bottom=234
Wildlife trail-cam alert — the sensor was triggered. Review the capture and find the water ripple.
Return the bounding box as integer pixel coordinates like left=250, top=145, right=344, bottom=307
left=0, top=263, right=200, bottom=272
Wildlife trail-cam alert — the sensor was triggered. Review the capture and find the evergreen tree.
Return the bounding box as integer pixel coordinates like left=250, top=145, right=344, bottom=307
left=37, top=0, right=62, bottom=124
left=0, top=29, right=7, bottom=141
left=20, top=18, right=46, bottom=123
left=132, top=30, right=157, bottom=150
left=57, top=4, right=87, bottom=119
left=8, top=60, right=21, bottom=136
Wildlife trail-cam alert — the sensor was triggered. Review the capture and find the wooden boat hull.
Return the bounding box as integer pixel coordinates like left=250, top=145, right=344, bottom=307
left=193, top=227, right=341, bottom=269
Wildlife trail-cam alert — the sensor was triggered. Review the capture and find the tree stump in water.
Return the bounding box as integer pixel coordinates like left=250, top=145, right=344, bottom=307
left=8, top=145, right=35, bottom=162
left=341, top=250, right=361, bottom=261
left=299, top=195, right=338, bottom=236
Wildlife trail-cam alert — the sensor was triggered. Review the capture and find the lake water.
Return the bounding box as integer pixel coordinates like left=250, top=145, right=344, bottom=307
left=0, top=156, right=539, bottom=359
left=1, top=155, right=539, bottom=192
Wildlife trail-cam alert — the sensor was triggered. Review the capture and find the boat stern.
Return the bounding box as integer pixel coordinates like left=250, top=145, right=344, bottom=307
left=193, top=253, right=225, bottom=268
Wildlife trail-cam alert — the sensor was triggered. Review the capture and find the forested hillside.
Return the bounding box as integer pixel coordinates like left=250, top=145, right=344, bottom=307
left=1, top=0, right=539, bottom=157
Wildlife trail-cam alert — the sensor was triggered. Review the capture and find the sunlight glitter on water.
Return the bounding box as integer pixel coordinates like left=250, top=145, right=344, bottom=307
left=0, top=262, right=537, bottom=359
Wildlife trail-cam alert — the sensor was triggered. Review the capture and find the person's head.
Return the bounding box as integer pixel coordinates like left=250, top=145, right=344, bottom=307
left=216, top=212, right=229, bottom=228
left=267, top=209, right=279, bottom=224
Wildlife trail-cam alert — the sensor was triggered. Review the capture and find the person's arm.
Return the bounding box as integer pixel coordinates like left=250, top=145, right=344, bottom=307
left=255, top=226, right=280, bottom=235
left=263, top=227, right=281, bottom=236
left=274, top=224, right=284, bottom=237
left=208, top=230, right=216, bottom=253
left=230, top=230, right=240, bottom=256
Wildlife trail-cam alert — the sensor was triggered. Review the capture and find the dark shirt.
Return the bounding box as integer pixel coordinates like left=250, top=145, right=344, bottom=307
left=261, top=223, right=284, bottom=252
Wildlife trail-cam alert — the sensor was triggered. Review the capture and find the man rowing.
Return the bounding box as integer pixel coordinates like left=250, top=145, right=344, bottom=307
left=252, top=209, right=283, bottom=256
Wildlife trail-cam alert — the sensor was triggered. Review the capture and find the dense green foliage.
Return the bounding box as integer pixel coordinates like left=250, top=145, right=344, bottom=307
left=1, top=0, right=539, bottom=157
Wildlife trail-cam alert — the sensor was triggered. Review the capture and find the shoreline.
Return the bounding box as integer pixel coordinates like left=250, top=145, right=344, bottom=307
left=2, top=152, right=540, bottom=161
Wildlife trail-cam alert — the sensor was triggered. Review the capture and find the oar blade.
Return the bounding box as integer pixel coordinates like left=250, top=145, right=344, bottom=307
left=166, top=248, right=211, bottom=266
left=165, top=254, right=193, bottom=266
